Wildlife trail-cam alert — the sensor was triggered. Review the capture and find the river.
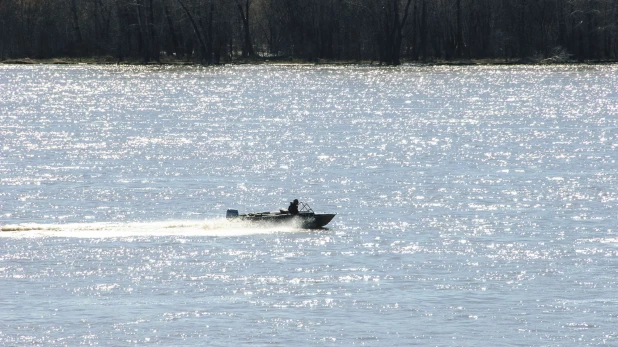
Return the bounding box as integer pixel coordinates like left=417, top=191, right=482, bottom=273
left=1, top=64, right=617, bottom=345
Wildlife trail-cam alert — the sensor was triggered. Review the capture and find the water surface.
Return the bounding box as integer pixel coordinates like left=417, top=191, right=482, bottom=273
left=1, top=64, right=617, bottom=345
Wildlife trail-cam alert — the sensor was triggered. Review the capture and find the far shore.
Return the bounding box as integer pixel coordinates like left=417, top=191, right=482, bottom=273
left=2, top=56, right=617, bottom=67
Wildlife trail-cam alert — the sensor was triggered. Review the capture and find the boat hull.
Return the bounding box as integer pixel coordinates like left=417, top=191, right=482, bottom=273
left=229, top=212, right=336, bottom=229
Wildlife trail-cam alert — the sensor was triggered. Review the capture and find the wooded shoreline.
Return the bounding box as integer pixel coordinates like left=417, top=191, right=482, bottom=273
left=2, top=0, right=617, bottom=66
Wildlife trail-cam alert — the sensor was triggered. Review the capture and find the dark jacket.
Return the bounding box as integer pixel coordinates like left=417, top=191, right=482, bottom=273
left=288, top=202, right=299, bottom=215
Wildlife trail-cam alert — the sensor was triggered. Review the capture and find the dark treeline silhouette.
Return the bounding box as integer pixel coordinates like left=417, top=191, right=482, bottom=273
left=1, top=0, right=617, bottom=65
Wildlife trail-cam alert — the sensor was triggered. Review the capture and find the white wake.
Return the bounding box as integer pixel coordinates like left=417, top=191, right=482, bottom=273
left=0, top=218, right=307, bottom=238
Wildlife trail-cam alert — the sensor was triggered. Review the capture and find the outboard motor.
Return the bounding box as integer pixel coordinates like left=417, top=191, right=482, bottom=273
left=226, top=209, right=239, bottom=219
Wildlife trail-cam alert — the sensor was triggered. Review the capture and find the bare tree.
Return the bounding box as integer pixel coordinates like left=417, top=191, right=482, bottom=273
left=175, top=0, right=208, bottom=63
left=236, top=0, right=255, bottom=57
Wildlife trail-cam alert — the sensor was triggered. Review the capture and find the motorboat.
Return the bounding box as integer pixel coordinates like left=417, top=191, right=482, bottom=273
left=226, top=201, right=336, bottom=229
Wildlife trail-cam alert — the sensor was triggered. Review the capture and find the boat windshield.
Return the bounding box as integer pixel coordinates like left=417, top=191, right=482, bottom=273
left=299, top=201, right=314, bottom=213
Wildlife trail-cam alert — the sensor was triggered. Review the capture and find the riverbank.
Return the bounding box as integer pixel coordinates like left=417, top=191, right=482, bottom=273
left=2, top=55, right=617, bottom=66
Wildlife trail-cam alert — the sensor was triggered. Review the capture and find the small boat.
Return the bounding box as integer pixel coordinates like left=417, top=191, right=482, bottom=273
left=226, top=201, right=336, bottom=229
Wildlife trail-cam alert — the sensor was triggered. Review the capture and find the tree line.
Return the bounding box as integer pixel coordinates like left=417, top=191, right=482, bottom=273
left=1, top=0, right=617, bottom=65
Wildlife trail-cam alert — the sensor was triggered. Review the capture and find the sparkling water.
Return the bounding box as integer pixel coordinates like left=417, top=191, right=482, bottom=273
left=1, top=64, right=617, bottom=345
